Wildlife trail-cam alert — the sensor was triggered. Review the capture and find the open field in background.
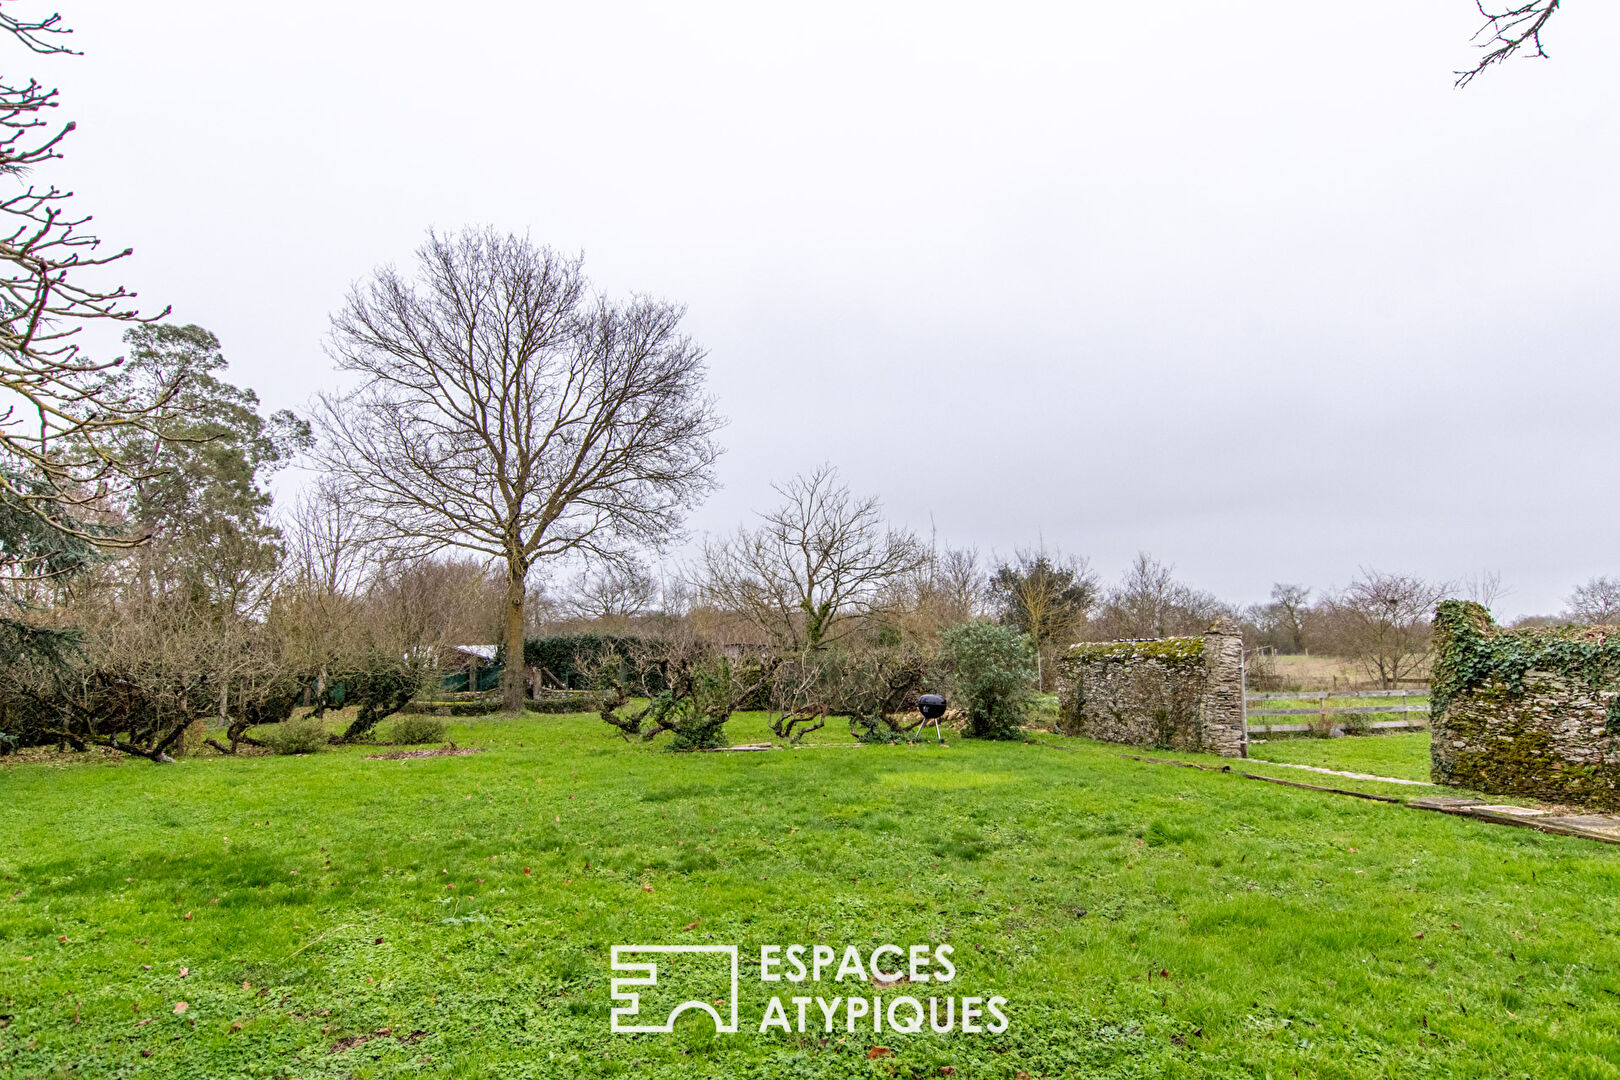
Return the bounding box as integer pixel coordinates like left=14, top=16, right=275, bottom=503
left=1259, top=654, right=1432, bottom=692
left=6, top=713, right=1620, bottom=1080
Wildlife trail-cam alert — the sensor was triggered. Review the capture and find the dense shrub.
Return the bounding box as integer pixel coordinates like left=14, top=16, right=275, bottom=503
left=939, top=622, right=1036, bottom=740
left=525, top=691, right=605, bottom=715
left=388, top=714, right=447, bottom=745
left=399, top=699, right=502, bottom=717
left=256, top=715, right=331, bottom=755
left=520, top=634, right=667, bottom=691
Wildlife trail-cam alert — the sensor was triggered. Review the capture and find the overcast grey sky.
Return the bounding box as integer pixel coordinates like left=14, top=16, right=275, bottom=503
left=38, top=1, right=1619, bottom=618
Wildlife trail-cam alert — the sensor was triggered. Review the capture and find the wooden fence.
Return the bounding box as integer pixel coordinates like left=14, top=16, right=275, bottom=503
left=1245, top=689, right=1429, bottom=735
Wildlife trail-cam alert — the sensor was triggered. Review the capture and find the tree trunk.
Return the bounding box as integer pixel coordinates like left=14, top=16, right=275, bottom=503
left=502, top=557, right=527, bottom=712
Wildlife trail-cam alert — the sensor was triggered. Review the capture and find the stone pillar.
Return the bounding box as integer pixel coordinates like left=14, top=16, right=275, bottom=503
left=1198, top=617, right=1247, bottom=758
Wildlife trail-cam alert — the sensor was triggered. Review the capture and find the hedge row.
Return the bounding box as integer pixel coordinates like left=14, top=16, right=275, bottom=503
left=516, top=634, right=669, bottom=691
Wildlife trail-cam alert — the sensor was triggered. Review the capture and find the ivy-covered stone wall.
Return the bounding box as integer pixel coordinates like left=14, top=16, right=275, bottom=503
left=1054, top=618, right=1246, bottom=758
left=1431, top=601, right=1620, bottom=809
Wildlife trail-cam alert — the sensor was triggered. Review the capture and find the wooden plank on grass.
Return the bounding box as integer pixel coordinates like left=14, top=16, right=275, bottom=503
left=1407, top=802, right=1620, bottom=845
left=1234, top=771, right=1404, bottom=802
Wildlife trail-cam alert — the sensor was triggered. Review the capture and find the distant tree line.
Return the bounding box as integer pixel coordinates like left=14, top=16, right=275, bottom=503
left=0, top=1, right=1601, bottom=757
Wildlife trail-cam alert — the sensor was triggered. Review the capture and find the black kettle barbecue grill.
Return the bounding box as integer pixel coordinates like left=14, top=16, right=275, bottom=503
left=917, top=694, right=947, bottom=743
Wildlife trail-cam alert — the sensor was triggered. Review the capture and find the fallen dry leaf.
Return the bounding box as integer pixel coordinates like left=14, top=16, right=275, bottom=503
left=868, top=1045, right=894, bottom=1059
left=172, top=1002, right=188, bottom=1014
left=642, top=884, right=653, bottom=892
left=230, top=1020, right=242, bottom=1033
left=178, top=967, right=189, bottom=978
left=683, top=920, right=700, bottom=931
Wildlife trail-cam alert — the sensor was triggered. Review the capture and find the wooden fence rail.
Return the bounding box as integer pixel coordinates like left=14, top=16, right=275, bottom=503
left=1244, top=689, right=1431, bottom=735
left=1248, top=704, right=1429, bottom=718
left=1245, top=689, right=1429, bottom=702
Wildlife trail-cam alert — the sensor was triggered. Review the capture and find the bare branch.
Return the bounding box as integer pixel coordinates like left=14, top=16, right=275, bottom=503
left=0, top=9, right=173, bottom=545
left=1456, top=0, right=1561, bottom=88
left=693, top=465, right=926, bottom=652
left=316, top=228, right=722, bottom=709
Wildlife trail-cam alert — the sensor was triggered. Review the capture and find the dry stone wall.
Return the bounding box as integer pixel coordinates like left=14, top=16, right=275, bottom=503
left=1055, top=618, right=1246, bottom=758
left=1431, top=601, right=1620, bottom=809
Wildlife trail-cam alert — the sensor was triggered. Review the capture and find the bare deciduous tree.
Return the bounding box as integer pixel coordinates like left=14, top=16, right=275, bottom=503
left=694, top=465, right=926, bottom=653
left=1264, top=583, right=1312, bottom=654
left=1457, top=0, right=1561, bottom=88
left=316, top=229, right=723, bottom=709
left=271, top=477, right=371, bottom=696
left=1323, top=569, right=1447, bottom=689
left=361, top=555, right=504, bottom=662
left=1092, top=552, right=1228, bottom=640
left=877, top=543, right=986, bottom=646
left=1565, top=577, right=1620, bottom=626
left=1463, top=569, right=1509, bottom=612
left=0, top=10, right=177, bottom=546
left=564, top=559, right=659, bottom=627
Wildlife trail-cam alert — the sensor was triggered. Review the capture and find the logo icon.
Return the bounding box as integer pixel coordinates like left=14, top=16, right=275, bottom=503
left=609, top=945, right=740, bottom=1034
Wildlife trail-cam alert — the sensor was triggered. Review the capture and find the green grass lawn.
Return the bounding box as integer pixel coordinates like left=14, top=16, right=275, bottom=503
left=1247, top=732, right=1436, bottom=783
left=4, top=712, right=1620, bottom=1079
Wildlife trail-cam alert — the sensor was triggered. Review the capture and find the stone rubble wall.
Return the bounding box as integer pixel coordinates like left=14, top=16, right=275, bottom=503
left=1055, top=618, right=1247, bottom=758
left=1431, top=601, right=1620, bottom=809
